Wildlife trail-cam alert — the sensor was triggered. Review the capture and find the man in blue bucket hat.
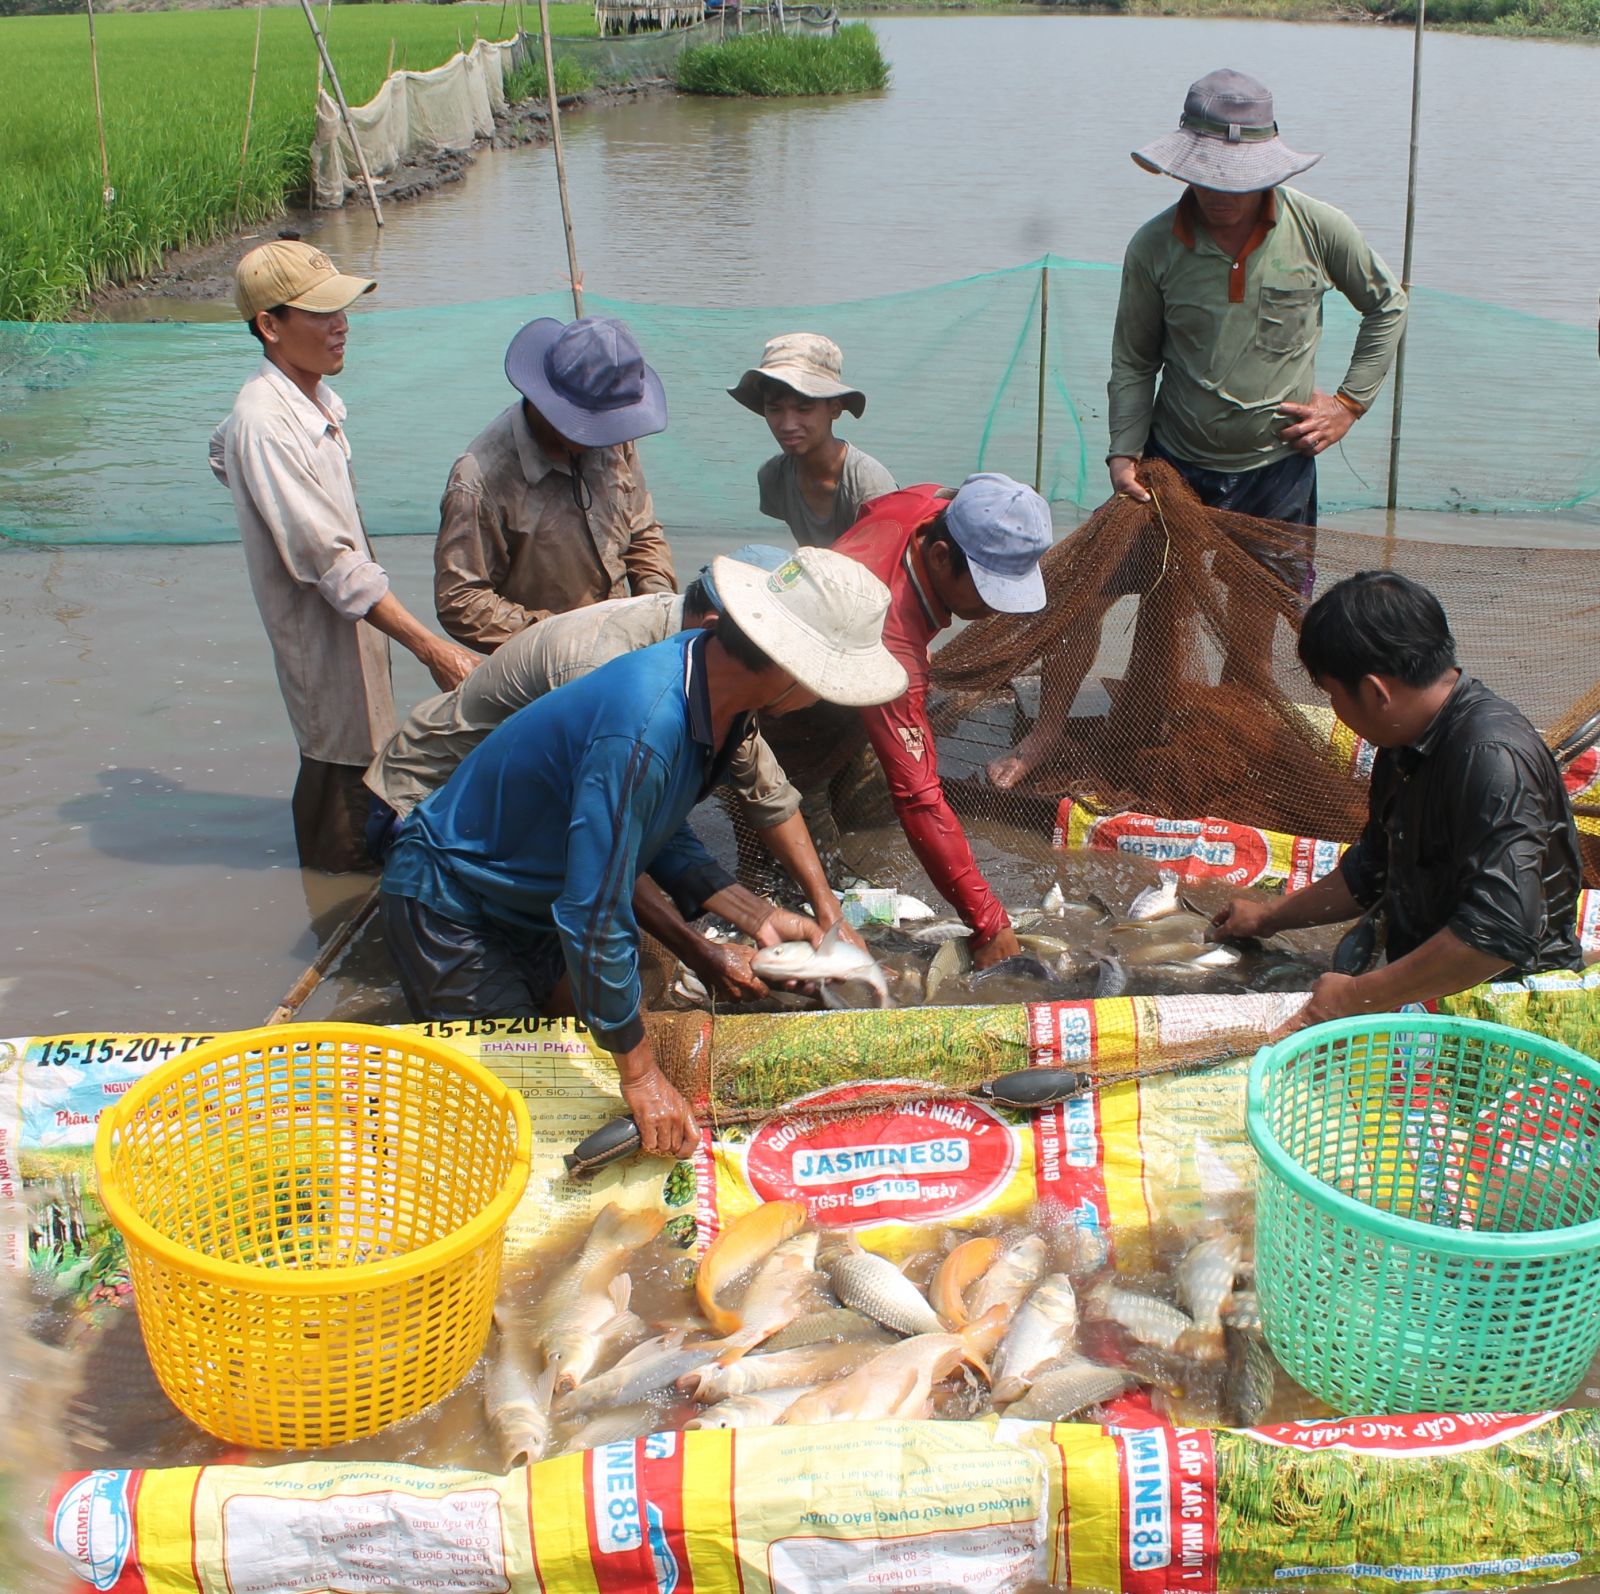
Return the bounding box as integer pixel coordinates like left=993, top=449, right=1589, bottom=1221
left=434, top=315, right=679, bottom=653
left=367, top=545, right=862, bottom=1002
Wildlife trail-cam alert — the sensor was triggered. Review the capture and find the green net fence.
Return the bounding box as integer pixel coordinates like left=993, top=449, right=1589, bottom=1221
left=3, top=258, right=1598, bottom=547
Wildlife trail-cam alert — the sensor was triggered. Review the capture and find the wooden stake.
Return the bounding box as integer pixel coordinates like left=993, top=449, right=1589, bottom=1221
left=298, top=0, right=384, bottom=228
left=234, top=0, right=266, bottom=226
left=1385, top=0, right=1425, bottom=513
left=1034, top=264, right=1049, bottom=494
left=85, top=0, right=112, bottom=206
left=539, top=0, right=584, bottom=317
left=263, top=884, right=381, bottom=1025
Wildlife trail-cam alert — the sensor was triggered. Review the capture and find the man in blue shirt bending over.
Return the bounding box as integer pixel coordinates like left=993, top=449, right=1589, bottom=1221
left=380, top=546, right=907, bottom=1159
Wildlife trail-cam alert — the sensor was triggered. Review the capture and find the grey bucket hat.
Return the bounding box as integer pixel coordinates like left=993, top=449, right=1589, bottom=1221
left=504, top=315, right=667, bottom=448
left=1133, top=69, right=1322, bottom=194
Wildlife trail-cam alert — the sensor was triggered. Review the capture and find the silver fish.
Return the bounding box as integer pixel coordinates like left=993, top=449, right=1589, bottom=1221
left=968, top=1234, right=1049, bottom=1322
left=1128, top=870, right=1182, bottom=921
left=991, top=1274, right=1080, bottom=1404
left=1186, top=943, right=1242, bottom=970
left=925, top=936, right=972, bottom=1002
left=1001, top=1356, right=1134, bottom=1421
left=560, top=1332, right=723, bottom=1416
left=751, top=922, right=890, bottom=1008
left=824, top=1243, right=943, bottom=1336
left=558, top=1401, right=664, bottom=1455
left=541, top=1272, right=636, bottom=1393
left=912, top=918, right=975, bottom=945
left=1176, top=1232, right=1242, bottom=1363
left=686, top=1383, right=819, bottom=1430
left=762, top=1307, right=882, bottom=1351
left=1110, top=912, right=1212, bottom=949
left=682, top=1338, right=883, bottom=1404
left=1041, top=882, right=1067, bottom=913
left=534, top=1204, right=664, bottom=1343
left=780, top=1330, right=977, bottom=1426
left=715, top=1231, right=823, bottom=1358
left=892, top=893, right=937, bottom=923
left=672, top=966, right=710, bottom=1005
left=483, top=1316, right=557, bottom=1470
left=1088, top=1281, right=1195, bottom=1353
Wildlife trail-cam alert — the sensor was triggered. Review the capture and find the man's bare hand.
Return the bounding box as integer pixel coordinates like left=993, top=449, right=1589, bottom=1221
left=971, top=926, right=1021, bottom=970
left=1108, top=456, right=1152, bottom=502
left=814, top=912, right=869, bottom=953
left=1269, top=971, right=1366, bottom=1039
left=1277, top=390, right=1356, bottom=457
left=695, top=940, right=770, bottom=1003
left=423, top=637, right=482, bottom=692
left=1210, top=895, right=1279, bottom=943
left=755, top=907, right=825, bottom=949
left=619, top=1066, right=699, bottom=1160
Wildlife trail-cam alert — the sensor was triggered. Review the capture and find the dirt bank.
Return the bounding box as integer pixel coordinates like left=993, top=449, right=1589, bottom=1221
left=78, top=80, right=673, bottom=320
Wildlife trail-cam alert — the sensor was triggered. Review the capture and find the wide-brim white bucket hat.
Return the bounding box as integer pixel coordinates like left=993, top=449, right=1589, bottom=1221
left=711, top=547, right=907, bottom=708
left=1133, top=68, right=1321, bottom=194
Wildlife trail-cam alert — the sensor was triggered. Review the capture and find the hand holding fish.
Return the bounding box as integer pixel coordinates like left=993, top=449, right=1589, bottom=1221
left=755, top=906, right=827, bottom=950
left=614, top=1038, right=698, bottom=1160
left=971, top=926, right=1022, bottom=971
left=1210, top=895, right=1278, bottom=943
left=695, top=940, right=771, bottom=1004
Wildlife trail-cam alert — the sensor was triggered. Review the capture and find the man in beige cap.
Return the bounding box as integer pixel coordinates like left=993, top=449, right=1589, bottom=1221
left=729, top=332, right=896, bottom=549
left=210, top=237, right=479, bottom=872
left=380, top=546, right=907, bottom=1159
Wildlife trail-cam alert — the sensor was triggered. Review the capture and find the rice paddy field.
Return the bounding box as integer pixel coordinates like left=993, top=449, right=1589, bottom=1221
left=0, top=1, right=596, bottom=321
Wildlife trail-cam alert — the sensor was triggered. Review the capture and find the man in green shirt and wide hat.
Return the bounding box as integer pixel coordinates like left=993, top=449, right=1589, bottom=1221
left=991, top=69, right=1409, bottom=791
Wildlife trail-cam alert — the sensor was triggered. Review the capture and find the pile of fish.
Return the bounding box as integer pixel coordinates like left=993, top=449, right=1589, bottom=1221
left=482, top=1197, right=1275, bottom=1470
left=668, top=874, right=1331, bottom=1012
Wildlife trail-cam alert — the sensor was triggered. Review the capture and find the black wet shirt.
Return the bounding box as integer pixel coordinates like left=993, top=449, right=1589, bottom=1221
left=1339, top=674, right=1583, bottom=975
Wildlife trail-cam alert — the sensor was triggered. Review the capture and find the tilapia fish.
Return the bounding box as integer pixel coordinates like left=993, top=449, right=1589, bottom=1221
left=968, top=1234, right=1049, bottom=1323
left=682, top=1337, right=883, bottom=1404
left=1001, top=1356, right=1134, bottom=1421
left=483, top=1314, right=557, bottom=1470
left=1175, top=1232, right=1242, bottom=1362
left=1088, top=1281, right=1195, bottom=1353
left=991, top=1274, right=1080, bottom=1403
left=824, top=1242, right=943, bottom=1336
left=696, top=1199, right=807, bottom=1335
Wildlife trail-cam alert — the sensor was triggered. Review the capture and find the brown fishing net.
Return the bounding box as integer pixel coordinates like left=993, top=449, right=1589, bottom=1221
left=722, top=461, right=1600, bottom=892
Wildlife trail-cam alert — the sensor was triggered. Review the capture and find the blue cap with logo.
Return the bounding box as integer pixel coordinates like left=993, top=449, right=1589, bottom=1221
left=698, top=543, right=791, bottom=613
left=944, top=472, right=1053, bottom=614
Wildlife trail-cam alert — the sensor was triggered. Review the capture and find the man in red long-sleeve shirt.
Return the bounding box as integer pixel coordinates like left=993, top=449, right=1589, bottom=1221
left=833, top=473, right=1053, bottom=969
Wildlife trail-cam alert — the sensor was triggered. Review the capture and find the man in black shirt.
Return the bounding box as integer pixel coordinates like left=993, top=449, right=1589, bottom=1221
left=1213, top=571, right=1582, bottom=1030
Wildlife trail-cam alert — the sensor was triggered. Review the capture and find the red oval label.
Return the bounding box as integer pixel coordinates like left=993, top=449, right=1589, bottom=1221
left=743, top=1082, right=1018, bottom=1228
left=1087, top=810, right=1272, bottom=888
left=1564, top=746, right=1600, bottom=799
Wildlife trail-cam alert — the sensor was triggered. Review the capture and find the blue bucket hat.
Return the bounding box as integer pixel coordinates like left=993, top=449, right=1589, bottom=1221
left=944, top=473, right=1053, bottom=614
left=699, top=543, right=790, bottom=613
left=504, top=315, right=667, bottom=449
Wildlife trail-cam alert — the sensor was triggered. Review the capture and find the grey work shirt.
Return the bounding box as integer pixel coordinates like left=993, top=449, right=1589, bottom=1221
left=1108, top=186, right=1408, bottom=472
left=434, top=401, right=677, bottom=653
left=208, top=359, right=395, bottom=766
left=364, top=591, right=802, bottom=828
left=757, top=445, right=898, bottom=548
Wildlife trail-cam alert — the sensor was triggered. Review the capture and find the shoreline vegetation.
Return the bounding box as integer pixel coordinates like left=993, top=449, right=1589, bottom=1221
left=675, top=24, right=891, bottom=95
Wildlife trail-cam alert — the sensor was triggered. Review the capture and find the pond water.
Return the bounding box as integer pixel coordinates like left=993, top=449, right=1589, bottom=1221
left=7, top=13, right=1600, bottom=1040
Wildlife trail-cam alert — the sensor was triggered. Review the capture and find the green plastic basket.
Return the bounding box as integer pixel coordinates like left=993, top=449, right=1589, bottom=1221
left=1247, top=1014, right=1600, bottom=1414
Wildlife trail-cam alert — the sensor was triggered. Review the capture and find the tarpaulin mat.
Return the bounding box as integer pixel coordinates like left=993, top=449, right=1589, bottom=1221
left=8, top=977, right=1600, bottom=1591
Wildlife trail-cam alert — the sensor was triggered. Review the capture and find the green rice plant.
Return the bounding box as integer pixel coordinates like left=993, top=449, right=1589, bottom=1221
left=0, top=3, right=596, bottom=321
left=503, top=51, right=595, bottom=103
left=674, top=22, right=889, bottom=98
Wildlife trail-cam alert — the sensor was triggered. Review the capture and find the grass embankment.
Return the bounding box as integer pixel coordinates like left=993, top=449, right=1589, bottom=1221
left=0, top=3, right=596, bottom=321
left=675, top=22, right=890, bottom=96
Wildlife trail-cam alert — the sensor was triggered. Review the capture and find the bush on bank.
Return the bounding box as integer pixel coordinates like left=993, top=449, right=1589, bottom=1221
left=674, top=23, right=890, bottom=97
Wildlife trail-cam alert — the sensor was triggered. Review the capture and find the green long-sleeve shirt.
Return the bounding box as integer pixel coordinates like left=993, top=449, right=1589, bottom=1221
left=1107, top=186, right=1408, bottom=472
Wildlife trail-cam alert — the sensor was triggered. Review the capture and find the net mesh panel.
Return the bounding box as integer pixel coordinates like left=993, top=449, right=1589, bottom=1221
left=4, top=260, right=1598, bottom=544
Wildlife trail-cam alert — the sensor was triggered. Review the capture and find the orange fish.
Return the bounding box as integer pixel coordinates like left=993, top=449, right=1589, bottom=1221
left=695, top=1199, right=807, bottom=1335
left=930, top=1236, right=1000, bottom=1330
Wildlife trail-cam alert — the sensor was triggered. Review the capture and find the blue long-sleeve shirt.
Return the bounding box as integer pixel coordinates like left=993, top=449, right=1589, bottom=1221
left=381, top=630, right=739, bottom=1051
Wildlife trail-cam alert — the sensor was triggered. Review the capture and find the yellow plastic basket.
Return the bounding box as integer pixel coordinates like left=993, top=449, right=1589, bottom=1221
left=93, top=1023, right=531, bottom=1450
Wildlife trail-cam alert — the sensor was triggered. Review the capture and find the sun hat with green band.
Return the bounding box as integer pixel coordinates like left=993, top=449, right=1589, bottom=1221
left=1133, top=69, right=1322, bottom=194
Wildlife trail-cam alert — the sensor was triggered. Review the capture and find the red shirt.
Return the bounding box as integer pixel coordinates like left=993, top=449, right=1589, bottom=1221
left=834, top=486, right=1010, bottom=943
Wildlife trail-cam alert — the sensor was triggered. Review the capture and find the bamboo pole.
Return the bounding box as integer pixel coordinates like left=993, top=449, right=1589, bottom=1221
left=263, top=884, right=381, bottom=1025
left=539, top=0, right=584, bottom=317
left=234, top=0, right=266, bottom=227
left=1034, top=264, right=1049, bottom=494
left=85, top=0, right=113, bottom=206
left=298, top=0, right=384, bottom=228
left=316, top=0, right=333, bottom=96
left=1384, top=0, right=1425, bottom=513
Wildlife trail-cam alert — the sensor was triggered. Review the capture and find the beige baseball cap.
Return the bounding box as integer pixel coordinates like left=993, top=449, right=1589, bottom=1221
left=234, top=239, right=375, bottom=321
left=711, top=547, right=907, bottom=708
